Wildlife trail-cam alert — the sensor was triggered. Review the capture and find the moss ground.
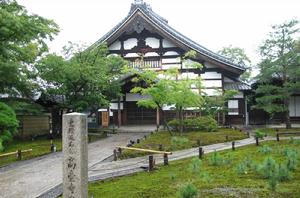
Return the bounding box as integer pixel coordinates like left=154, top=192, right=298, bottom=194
left=257, top=128, right=300, bottom=137
left=120, top=128, right=248, bottom=159
left=89, top=140, right=300, bottom=198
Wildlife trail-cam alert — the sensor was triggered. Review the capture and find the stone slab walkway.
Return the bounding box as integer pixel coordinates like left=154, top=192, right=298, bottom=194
left=0, top=133, right=148, bottom=198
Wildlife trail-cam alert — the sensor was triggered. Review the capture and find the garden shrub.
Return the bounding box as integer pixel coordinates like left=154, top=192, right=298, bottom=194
left=208, top=151, right=223, bottom=166
left=168, top=116, right=218, bottom=132
left=188, top=157, right=202, bottom=174
left=255, top=129, right=266, bottom=139
left=171, top=137, right=189, bottom=150
left=235, top=156, right=254, bottom=175
left=0, top=102, right=19, bottom=151
left=277, top=164, right=291, bottom=181
left=179, top=183, right=198, bottom=198
left=256, top=157, right=278, bottom=179
left=258, top=145, right=273, bottom=154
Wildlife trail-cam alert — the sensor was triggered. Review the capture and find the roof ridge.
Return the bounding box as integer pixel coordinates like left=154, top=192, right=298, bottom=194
left=90, top=1, right=246, bottom=71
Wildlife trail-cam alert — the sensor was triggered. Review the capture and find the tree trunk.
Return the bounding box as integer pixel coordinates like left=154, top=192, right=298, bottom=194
left=179, top=107, right=183, bottom=135
left=160, top=108, right=173, bottom=136
left=284, top=98, right=292, bottom=129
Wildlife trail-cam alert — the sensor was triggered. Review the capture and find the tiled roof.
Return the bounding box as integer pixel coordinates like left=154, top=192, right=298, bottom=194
left=224, top=82, right=251, bottom=90
left=91, top=0, right=246, bottom=72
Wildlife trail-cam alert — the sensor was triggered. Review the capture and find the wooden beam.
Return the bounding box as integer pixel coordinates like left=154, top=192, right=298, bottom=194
left=117, top=146, right=172, bottom=155
left=0, top=149, right=33, bottom=158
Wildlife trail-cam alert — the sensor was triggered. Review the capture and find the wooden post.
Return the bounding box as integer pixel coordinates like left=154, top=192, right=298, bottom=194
left=16, top=149, right=22, bottom=160
left=276, top=133, right=280, bottom=141
left=256, top=136, right=259, bottom=146
left=232, top=141, right=235, bottom=151
left=149, top=155, right=154, bottom=171
left=113, top=149, right=117, bottom=161
left=163, top=153, right=168, bottom=166
left=63, top=113, right=88, bottom=198
left=247, top=132, right=250, bottom=138
left=144, top=135, right=147, bottom=139
left=118, top=147, right=122, bottom=155
left=199, top=147, right=203, bottom=159
left=137, top=139, right=140, bottom=144
left=226, top=135, right=229, bottom=141
left=117, top=97, right=121, bottom=128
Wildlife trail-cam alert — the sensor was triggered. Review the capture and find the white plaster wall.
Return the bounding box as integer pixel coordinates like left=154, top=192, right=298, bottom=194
left=162, top=58, right=180, bottom=64
left=110, top=103, right=124, bottom=110
left=144, top=52, right=159, bottom=57
left=124, top=53, right=139, bottom=58
left=180, top=72, right=198, bottom=80
left=233, top=92, right=244, bottom=98
left=289, top=96, right=300, bottom=117
left=145, top=37, right=160, bottom=48
left=125, top=93, right=151, bottom=101
left=228, top=100, right=239, bottom=115
left=202, top=80, right=222, bottom=88
left=163, top=39, right=176, bottom=48
left=162, top=64, right=181, bottom=70
left=124, top=38, right=138, bottom=49
left=201, top=72, right=221, bottom=79
left=202, top=89, right=222, bottom=96
left=164, top=51, right=179, bottom=56
left=162, top=105, right=175, bottom=110
left=108, top=41, right=121, bottom=50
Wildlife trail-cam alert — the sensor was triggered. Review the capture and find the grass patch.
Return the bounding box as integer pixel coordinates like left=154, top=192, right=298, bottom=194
left=0, top=137, right=62, bottom=167
left=89, top=140, right=300, bottom=198
left=120, top=128, right=247, bottom=159
left=0, top=132, right=106, bottom=167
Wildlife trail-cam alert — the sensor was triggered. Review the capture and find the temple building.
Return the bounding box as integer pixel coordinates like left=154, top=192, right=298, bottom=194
left=91, top=0, right=251, bottom=127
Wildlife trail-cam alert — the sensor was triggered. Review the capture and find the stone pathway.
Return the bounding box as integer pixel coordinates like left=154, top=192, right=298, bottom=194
left=0, top=133, right=148, bottom=198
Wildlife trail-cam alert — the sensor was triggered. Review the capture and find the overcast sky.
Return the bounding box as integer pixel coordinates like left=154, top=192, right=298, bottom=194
left=18, top=0, right=300, bottom=65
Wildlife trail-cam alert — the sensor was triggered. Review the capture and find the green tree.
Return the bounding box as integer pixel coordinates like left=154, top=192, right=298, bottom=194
left=255, top=20, right=300, bottom=129
left=201, top=90, right=238, bottom=118
left=36, top=43, right=127, bottom=112
left=130, top=51, right=203, bottom=134
left=0, top=102, right=18, bottom=151
left=0, top=0, right=59, bottom=97
left=218, top=46, right=252, bottom=82
left=130, top=68, right=175, bottom=134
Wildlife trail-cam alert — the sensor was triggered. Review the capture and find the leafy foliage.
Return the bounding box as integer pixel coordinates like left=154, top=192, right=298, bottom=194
left=255, top=20, right=300, bottom=128
left=179, top=183, right=198, bottom=198
left=0, top=102, right=18, bottom=151
left=171, top=136, right=189, bottom=150
left=130, top=50, right=203, bottom=133
left=37, top=43, right=126, bottom=111
left=218, top=45, right=252, bottom=82
left=0, top=0, right=59, bottom=97
left=168, top=116, right=218, bottom=132
left=188, top=157, right=202, bottom=174
left=201, top=90, right=238, bottom=118
left=208, top=151, right=223, bottom=166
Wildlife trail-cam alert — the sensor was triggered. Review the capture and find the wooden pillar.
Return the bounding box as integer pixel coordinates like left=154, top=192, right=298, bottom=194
left=118, top=98, right=121, bottom=128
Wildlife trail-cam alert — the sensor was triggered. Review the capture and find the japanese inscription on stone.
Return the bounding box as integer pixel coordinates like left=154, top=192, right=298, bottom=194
left=63, top=113, right=88, bottom=198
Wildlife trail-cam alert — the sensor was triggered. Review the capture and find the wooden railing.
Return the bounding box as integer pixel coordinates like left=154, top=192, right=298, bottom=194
left=128, top=59, right=161, bottom=69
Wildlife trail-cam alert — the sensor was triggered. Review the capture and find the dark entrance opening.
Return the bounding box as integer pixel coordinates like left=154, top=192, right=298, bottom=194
left=126, top=102, right=156, bottom=124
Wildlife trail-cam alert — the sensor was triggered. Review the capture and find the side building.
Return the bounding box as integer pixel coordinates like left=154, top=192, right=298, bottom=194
left=91, top=0, right=251, bottom=127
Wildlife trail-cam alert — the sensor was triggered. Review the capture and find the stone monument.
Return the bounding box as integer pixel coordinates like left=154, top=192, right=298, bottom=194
left=63, top=113, right=88, bottom=198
